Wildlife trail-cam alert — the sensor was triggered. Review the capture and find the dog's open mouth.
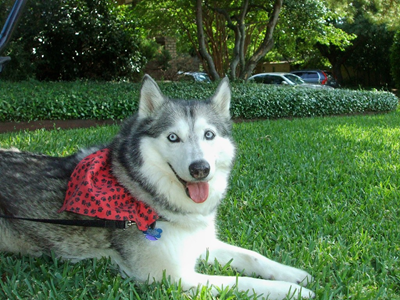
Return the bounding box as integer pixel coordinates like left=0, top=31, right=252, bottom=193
left=168, top=164, right=209, bottom=203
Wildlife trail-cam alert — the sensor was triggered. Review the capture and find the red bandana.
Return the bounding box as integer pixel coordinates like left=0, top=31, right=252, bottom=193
left=58, top=148, right=158, bottom=231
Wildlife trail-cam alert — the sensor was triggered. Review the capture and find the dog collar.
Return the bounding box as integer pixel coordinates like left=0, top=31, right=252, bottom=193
left=59, top=148, right=162, bottom=240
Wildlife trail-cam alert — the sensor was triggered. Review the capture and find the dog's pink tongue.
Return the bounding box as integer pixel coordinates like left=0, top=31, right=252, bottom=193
left=187, top=182, right=209, bottom=203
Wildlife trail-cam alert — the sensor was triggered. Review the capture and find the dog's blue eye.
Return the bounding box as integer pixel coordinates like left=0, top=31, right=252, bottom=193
left=167, top=133, right=180, bottom=143
left=204, top=130, right=215, bottom=140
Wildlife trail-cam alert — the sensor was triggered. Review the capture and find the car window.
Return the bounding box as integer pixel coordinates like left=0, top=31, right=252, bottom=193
left=252, top=76, right=265, bottom=83
left=285, top=74, right=304, bottom=85
left=265, top=75, right=278, bottom=84
left=306, top=72, right=318, bottom=79
left=251, top=74, right=300, bottom=85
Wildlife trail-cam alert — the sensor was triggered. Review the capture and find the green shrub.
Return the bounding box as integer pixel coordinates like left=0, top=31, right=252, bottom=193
left=0, top=0, right=148, bottom=81
left=0, top=81, right=398, bottom=122
left=0, top=81, right=139, bottom=121
left=229, top=84, right=398, bottom=119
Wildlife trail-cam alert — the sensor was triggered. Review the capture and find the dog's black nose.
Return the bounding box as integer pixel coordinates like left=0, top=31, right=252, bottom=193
left=189, top=160, right=210, bottom=179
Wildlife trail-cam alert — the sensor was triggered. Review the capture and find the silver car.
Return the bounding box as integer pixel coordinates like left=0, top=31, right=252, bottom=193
left=248, top=72, right=333, bottom=89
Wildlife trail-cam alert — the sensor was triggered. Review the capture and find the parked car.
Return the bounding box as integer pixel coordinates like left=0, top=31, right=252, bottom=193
left=290, top=70, right=338, bottom=87
left=177, top=71, right=211, bottom=83
left=248, top=72, right=333, bottom=89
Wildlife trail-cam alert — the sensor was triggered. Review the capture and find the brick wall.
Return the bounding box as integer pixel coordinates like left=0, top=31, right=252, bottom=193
left=156, top=36, right=177, bottom=59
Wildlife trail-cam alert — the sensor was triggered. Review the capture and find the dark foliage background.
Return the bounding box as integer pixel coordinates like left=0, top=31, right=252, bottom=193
left=0, top=0, right=148, bottom=81
left=390, top=31, right=400, bottom=90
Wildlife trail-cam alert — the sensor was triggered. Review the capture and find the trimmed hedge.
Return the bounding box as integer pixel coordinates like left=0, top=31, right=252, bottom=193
left=0, top=81, right=398, bottom=122
left=230, top=84, right=398, bottom=119
left=0, top=81, right=139, bottom=122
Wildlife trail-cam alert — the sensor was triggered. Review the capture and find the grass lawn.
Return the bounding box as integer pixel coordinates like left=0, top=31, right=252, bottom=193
left=0, top=110, right=399, bottom=299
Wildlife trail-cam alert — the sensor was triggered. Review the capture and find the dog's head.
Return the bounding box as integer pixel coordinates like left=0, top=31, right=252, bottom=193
left=114, top=75, right=235, bottom=215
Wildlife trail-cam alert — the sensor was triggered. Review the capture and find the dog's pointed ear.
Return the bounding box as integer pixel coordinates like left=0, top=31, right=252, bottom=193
left=210, top=77, right=231, bottom=118
left=138, top=75, right=167, bottom=118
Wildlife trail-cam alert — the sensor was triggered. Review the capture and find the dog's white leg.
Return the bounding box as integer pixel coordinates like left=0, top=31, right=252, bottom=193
left=194, top=240, right=315, bottom=298
left=181, top=272, right=315, bottom=300
left=206, top=240, right=313, bottom=285
left=0, top=147, right=20, bottom=152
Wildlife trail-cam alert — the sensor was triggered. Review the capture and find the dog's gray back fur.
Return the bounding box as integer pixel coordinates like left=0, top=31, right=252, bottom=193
left=0, top=149, right=106, bottom=256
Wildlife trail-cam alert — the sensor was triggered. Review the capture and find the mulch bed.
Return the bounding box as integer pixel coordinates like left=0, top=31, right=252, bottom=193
left=0, top=119, right=120, bottom=134
left=0, top=118, right=253, bottom=134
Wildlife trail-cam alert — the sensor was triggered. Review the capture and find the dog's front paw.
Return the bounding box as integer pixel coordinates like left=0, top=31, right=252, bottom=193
left=292, top=286, right=315, bottom=299
left=274, top=265, right=313, bottom=287
left=265, top=282, right=315, bottom=300
left=0, top=147, right=20, bottom=152
left=293, top=268, right=314, bottom=287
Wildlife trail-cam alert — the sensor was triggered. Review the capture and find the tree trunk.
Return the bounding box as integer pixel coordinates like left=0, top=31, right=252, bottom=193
left=238, top=1, right=248, bottom=71
left=240, top=0, right=283, bottom=80
left=227, top=4, right=248, bottom=79
left=195, top=0, right=220, bottom=80
left=199, top=0, right=282, bottom=80
left=229, top=30, right=241, bottom=79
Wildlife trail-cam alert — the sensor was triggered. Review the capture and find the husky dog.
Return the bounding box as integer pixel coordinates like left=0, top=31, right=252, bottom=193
left=0, top=75, right=314, bottom=299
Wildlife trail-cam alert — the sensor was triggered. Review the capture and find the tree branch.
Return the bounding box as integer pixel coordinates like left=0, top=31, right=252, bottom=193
left=196, top=0, right=220, bottom=80
left=241, top=0, right=283, bottom=79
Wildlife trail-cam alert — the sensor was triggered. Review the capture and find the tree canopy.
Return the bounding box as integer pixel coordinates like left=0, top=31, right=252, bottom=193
left=131, top=0, right=360, bottom=80
left=1, top=0, right=399, bottom=85
left=326, top=0, right=400, bottom=30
